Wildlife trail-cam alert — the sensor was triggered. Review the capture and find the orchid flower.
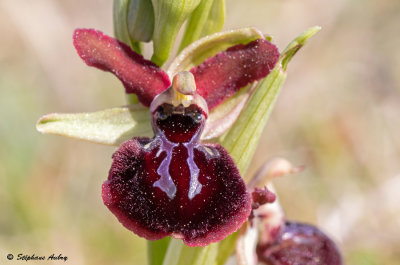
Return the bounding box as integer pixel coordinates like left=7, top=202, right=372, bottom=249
left=72, top=28, right=279, bottom=246
left=36, top=9, right=330, bottom=262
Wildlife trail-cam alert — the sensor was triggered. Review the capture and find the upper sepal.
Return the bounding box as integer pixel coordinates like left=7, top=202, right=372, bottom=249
left=73, top=28, right=170, bottom=106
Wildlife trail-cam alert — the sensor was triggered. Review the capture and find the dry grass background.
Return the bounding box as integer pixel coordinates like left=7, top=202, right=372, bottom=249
left=0, top=0, right=399, bottom=264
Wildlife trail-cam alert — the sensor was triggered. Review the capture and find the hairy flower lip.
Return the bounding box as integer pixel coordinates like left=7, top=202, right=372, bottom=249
left=100, top=83, right=254, bottom=247
left=103, top=137, right=252, bottom=247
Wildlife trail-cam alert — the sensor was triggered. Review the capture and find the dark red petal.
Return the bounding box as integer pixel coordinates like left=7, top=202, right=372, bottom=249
left=257, top=221, right=343, bottom=265
left=102, top=138, right=251, bottom=246
left=73, top=29, right=170, bottom=106
left=190, top=39, right=279, bottom=110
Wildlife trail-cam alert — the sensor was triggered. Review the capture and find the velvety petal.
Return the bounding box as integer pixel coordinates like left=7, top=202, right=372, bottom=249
left=73, top=29, right=170, bottom=106
left=257, top=221, right=342, bottom=265
left=102, top=138, right=251, bottom=246
left=191, top=39, right=279, bottom=109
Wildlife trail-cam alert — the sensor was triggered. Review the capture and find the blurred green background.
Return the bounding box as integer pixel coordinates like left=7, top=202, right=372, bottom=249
left=1, top=0, right=399, bottom=264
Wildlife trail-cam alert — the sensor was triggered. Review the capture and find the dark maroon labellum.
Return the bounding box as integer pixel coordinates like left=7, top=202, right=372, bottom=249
left=102, top=75, right=251, bottom=246
left=257, top=221, right=343, bottom=265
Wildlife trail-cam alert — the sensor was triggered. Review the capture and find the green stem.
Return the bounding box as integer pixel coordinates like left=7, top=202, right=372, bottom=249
left=148, top=237, right=171, bottom=265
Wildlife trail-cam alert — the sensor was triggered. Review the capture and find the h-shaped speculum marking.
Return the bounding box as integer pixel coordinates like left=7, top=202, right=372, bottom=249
left=150, top=71, right=211, bottom=200
left=153, top=132, right=178, bottom=199
left=152, top=129, right=204, bottom=200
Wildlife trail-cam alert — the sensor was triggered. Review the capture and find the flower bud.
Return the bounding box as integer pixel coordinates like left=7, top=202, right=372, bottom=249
left=127, top=0, right=154, bottom=42
left=114, top=0, right=155, bottom=53
left=151, top=0, right=202, bottom=65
